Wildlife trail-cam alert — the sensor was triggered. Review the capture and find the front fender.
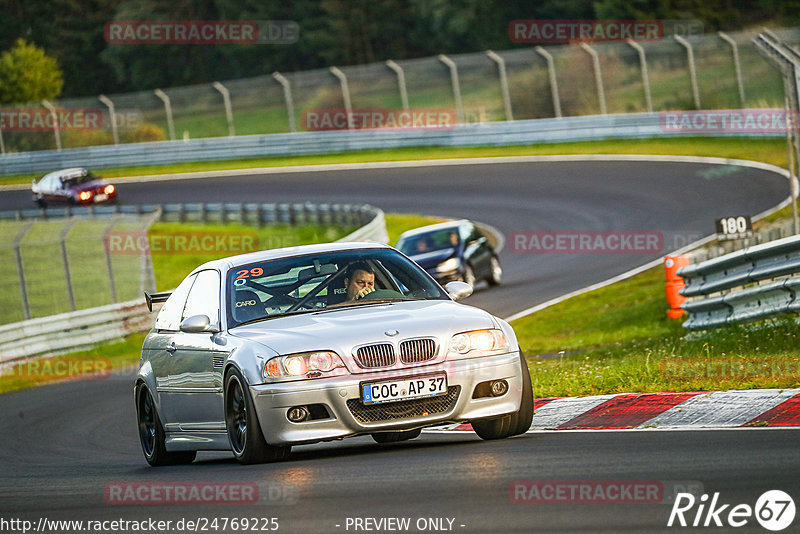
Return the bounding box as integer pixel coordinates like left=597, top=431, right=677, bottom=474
left=224, top=345, right=272, bottom=388
left=494, top=317, right=520, bottom=353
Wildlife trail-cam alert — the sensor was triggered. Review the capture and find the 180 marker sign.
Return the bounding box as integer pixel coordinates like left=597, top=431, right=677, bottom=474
left=715, top=215, right=752, bottom=241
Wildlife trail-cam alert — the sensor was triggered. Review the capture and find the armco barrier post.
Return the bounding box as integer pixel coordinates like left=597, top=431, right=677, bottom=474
left=664, top=255, right=689, bottom=319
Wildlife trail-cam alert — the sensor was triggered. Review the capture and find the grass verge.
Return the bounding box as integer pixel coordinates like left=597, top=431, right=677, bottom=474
left=512, top=266, right=800, bottom=398
left=0, top=137, right=787, bottom=186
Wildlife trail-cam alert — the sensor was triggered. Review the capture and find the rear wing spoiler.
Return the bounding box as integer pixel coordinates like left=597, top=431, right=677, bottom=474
left=144, top=290, right=172, bottom=312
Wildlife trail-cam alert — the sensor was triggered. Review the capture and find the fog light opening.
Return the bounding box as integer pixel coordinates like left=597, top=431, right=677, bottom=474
left=287, top=406, right=310, bottom=423
left=490, top=380, right=508, bottom=397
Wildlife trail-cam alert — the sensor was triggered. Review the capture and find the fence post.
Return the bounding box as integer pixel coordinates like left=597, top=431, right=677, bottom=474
left=718, top=32, right=746, bottom=107
left=103, top=219, right=118, bottom=303
left=140, top=209, right=160, bottom=294
left=154, top=88, right=176, bottom=140
left=0, top=115, right=5, bottom=155
left=98, top=94, right=119, bottom=145
left=786, top=98, right=800, bottom=235
left=212, top=81, right=236, bottom=136
left=626, top=39, right=653, bottom=113
left=437, top=54, right=464, bottom=124
left=674, top=35, right=701, bottom=109
left=13, top=222, right=33, bottom=320
left=329, top=66, right=354, bottom=129
left=59, top=219, right=78, bottom=311
left=385, top=60, right=410, bottom=111
left=272, top=72, right=297, bottom=133
left=579, top=43, right=607, bottom=115
left=753, top=32, right=800, bottom=234
left=486, top=50, right=513, bottom=121
left=41, top=99, right=62, bottom=151
left=535, top=46, right=562, bottom=118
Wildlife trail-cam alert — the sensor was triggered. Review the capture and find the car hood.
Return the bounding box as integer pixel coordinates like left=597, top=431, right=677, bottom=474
left=229, top=299, right=495, bottom=369
left=407, top=248, right=457, bottom=269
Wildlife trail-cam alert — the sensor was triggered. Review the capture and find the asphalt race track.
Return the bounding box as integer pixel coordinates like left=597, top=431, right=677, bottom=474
left=1, top=158, right=790, bottom=319
left=1, top=159, right=798, bottom=533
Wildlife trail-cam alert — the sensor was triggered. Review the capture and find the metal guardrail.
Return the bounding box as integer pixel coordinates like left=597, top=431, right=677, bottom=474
left=0, top=203, right=386, bottom=360
left=678, top=234, right=800, bottom=329
left=0, top=298, right=151, bottom=362
left=0, top=113, right=783, bottom=176
left=0, top=201, right=382, bottom=228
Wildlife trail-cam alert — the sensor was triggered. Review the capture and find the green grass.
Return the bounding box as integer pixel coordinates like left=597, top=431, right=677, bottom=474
left=513, top=265, right=800, bottom=398
left=148, top=221, right=358, bottom=291
left=0, top=137, right=788, bottom=186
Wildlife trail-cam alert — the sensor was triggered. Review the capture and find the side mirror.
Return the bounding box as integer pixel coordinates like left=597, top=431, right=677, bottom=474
left=180, top=314, right=220, bottom=333
left=444, top=281, right=473, bottom=301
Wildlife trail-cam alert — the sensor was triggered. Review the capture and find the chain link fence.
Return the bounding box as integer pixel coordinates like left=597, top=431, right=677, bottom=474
left=1, top=28, right=796, bottom=153
left=0, top=213, right=157, bottom=324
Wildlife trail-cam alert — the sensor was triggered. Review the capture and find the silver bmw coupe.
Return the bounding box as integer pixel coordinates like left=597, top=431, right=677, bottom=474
left=135, top=242, right=532, bottom=466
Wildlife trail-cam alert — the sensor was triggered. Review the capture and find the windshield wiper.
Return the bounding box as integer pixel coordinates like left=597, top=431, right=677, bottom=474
left=233, top=307, right=318, bottom=327
left=325, top=297, right=423, bottom=309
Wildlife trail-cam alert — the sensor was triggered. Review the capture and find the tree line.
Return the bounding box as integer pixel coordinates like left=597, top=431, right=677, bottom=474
left=0, top=0, right=797, bottom=102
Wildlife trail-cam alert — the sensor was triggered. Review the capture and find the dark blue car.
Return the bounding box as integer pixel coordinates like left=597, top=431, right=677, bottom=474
left=396, top=219, right=502, bottom=289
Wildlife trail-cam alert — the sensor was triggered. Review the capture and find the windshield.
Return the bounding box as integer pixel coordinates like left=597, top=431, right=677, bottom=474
left=62, top=172, right=99, bottom=187
left=226, top=248, right=448, bottom=328
left=397, top=228, right=461, bottom=256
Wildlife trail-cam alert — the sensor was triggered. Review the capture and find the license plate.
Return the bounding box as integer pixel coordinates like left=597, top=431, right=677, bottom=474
left=94, top=194, right=108, bottom=202
left=362, top=374, right=447, bottom=405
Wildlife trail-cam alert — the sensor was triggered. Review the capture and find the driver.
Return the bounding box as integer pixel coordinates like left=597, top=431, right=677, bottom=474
left=344, top=262, right=375, bottom=301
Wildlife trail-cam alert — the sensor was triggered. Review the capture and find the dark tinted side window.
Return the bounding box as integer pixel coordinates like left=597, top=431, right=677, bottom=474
left=154, top=274, right=195, bottom=331
left=182, top=270, right=220, bottom=325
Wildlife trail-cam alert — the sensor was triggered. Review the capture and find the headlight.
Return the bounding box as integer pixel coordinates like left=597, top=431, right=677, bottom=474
left=78, top=191, right=92, bottom=201
left=436, top=257, right=461, bottom=273
left=104, top=184, right=115, bottom=194
left=263, top=351, right=346, bottom=380
left=448, top=329, right=509, bottom=356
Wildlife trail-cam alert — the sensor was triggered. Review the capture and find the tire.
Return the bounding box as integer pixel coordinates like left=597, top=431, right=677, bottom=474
left=472, top=352, right=534, bottom=440
left=462, top=264, right=476, bottom=288
left=510, top=352, right=534, bottom=436
left=487, top=256, right=503, bottom=286
left=371, top=428, right=422, bottom=444
left=33, top=195, right=46, bottom=208
left=136, top=384, right=196, bottom=466
left=224, top=368, right=291, bottom=465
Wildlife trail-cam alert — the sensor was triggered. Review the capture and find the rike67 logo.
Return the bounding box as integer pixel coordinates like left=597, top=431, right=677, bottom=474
left=668, top=490, right=795, bottom=531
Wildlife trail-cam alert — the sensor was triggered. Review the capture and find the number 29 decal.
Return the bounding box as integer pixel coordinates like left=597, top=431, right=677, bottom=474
left=235, top=267, right=264, bottom=279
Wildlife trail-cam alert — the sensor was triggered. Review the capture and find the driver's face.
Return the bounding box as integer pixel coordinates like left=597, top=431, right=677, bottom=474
left=345, top=270, right=375, bottom=300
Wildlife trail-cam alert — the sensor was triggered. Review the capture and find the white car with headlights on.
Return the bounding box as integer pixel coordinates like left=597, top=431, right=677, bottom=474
left=135, top=242, right=532, bottom=466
